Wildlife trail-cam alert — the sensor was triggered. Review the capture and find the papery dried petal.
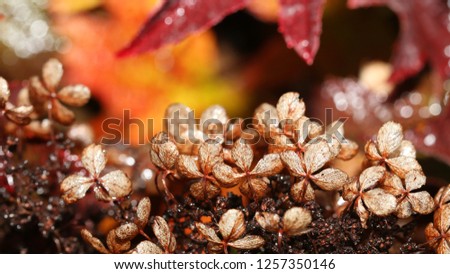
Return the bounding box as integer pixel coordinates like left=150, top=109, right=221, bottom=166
left=282, top=207, right=312, bottom=236
left=376, top=121, right=403, bottom=156
left=0, top=77, right=9, bottom=105
left=254, top=103, right=279, bottom=134
left=280, top=150, right=305, bottom=177
left=393, top=140, right=416, bottom=158
left=255, top=212, right=280, bottom=233
left=42, top=58, right=63, bottom=89
left=190, top=180, right=221, bottom=200
left=276, top=92, right=305, bottom=122
left=268, top=134, right=296, bottom=153
left=164, top=103, right=194, bottom=136
left=404, top=170, right=426, bottom=191
left=290, top=180, right=315, bottom=202
left=251, top=153, right=284, bottom=176
left=359, top=166, right=385, bottom=190
left=195, top=222, right=221, bottom=243
left=99, top=170, right=132, bottom=200
left=57, top=85, right=91, bottom=107
left=342, top=178, right=359, bottom=202
left=177, top=155, right=202, bottom=178
left=364, top=140, right=382, bottom=161
left=134, top=241, right=163, bottom=254
left=152, top=216, right=173, bottom=250
left=115, top=223, right=139, bottom=241
left=198, top=139, right=222, bottom=173
left=408, top=191, right=435, bottom=215
left=4, top=106, right=33, bottom=125
left=150, top=132, right=179, bottom=170
left=386, top=156, right=421, bottom=178
left=395, top=199, right=413, bottom=219
left=312, top=168, right=348, bottom=191
left=239, top=178, right=269, bottom=200
left=60, top=175, right=93, bottom=204
left=81, top=229, right=110, bottom=254
left=363, top=188, right=397, bottom=216
left=29, top=76, right=50, bottom=106
left=304, top=139, right=332, bottom=173
left=355, top=198, right=369, bottom=228
left=136, top=197, right=151, bottom=229
left=228, top=235, right=265, bottom=249
left=207, top=242, right=224, bottom=253
left=51, top=100, right=75, bottom=125
left=436, top=239, right=450, bottom=254
left=338, top=140, right=359, bottom=160
left=435, top=186, right=450, bottom=207
left=212, top=163, right=242, bottom=187
left=200, top=105, right=228, bottom=135
left=434, top=205, right=450, bottom=233
left=383, top=173, right=404, bottom=196
left=218, top=209, right=245, bottom=241
left=232, top=139, right=253, bottom=171
left=81, top=144, right=106, bottom=176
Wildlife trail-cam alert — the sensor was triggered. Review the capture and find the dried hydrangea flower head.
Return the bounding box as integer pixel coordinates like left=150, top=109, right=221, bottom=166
left=343, top=166, right=397, bottom=227
left=281, top=139, right=349, bottom=202
left=0, top=77, right=33, bottom=125
left=425, top=205, right=450, bottom=254
left=195, top=209, right=265, bottom=253
left=365, top=121, right=421, bottom=178
left=81, top=197, right=176, bottom=254
left=256, top=207, right=311, bottom=251
left=383, top=170, right=434, bottom=218
left=177, top=140, right=223, bottom=200
left=164, top=103, right=237, bottom=154
left=60, top=144, right=132, bottom=203
left=28, top=59, right=91, bottom=125
left=213, top=138, right=283, bottom=200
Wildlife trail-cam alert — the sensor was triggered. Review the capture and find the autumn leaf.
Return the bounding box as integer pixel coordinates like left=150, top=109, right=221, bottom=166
left=278, top=0, right=326, bottom=64
left=118, top=0, right=250, bottom=57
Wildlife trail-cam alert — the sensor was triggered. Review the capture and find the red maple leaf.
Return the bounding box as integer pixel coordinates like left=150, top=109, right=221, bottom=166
left=118, top=0, right=327, bottom=65
left=348, top=0, right=450, bottom=83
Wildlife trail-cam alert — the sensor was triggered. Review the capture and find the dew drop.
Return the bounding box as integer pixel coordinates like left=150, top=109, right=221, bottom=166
left=176, top=7, right=185, bottom=17
left=164, top=17, right=173, bottom=25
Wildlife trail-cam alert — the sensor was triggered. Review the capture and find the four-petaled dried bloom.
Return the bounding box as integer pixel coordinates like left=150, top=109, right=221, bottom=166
left=131, top=216, right=177, bottom=254
left=177, top=140, right=223, bottom=200
left=365, top=121, right=421, bottom=178
left=281, top=139, right=349, bottom=202
left=434, top=185, right=450, bottom=209
left=213, top=138, right=283, bottom=200
left=425, top=205, right=450, bottom=254
left=342, top=166, right=397, bottom=227
left=256, top=207, right=312, bottom=236
left=60, top=144, right=132, bottom=203
left=0, top=77, right=33, bottom=125
left=29, top=58, right=91, bottom=125
left=195, top=209, right=265, bottom=253
left=383, top=170, right=434, bottom=218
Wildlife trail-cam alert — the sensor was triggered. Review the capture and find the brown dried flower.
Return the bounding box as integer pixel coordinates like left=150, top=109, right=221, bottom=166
left=195, top=209, right=264, bottom=253
left=81, top=223, right=139, bottom=254
left=342, top=166, right=397, bottom=227
left=60, top=144, right=132, bottom=203
left=29, top=59, right=91, bottom=125
left=177, top=139, right=223, bottom=200
left=0, top=77, right=33, bottom=125
left=281, top=139, right=349, bottom=202
left=213, top=138, right=283, bottom=199
left=383, top=170, right=434, bottom=218
left=425, top=205, right=450, bottom=254
left=150, top=132, right=180, bottom=172
left=256, top=207, right=312, bottom=236
left=365, top=121, right=421, bottom=178
left=434, top=185, right=450, bottom=209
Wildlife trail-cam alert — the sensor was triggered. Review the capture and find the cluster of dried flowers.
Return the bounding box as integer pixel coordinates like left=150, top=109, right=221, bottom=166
left=1, top=60, right=449, bottom=254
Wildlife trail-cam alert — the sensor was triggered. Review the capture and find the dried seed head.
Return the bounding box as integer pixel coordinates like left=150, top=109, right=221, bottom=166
left=135, top=197, right=151, bottom=229
left=218, top=209, right=246, bottom=241
left=42, top=58, right=63, bottom=89
left=255, top=212, right=280, bottom=233
left=282, top=207, right=312, bottom=236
